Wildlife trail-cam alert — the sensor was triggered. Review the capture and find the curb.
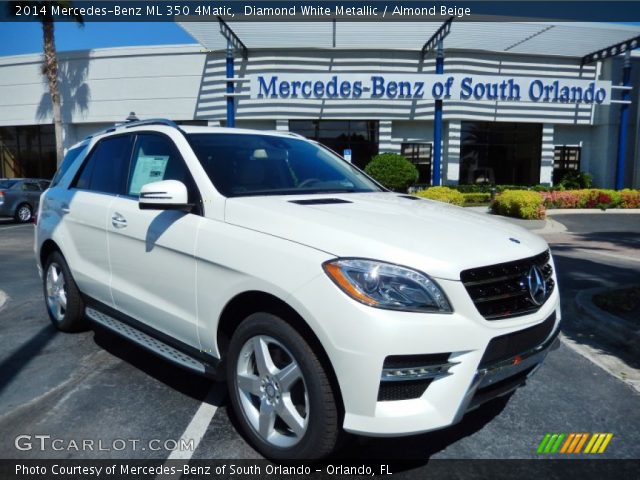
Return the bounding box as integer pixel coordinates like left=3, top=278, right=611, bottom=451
left=574, top=287, right=640, bottom=357
left=546, top=209, right=640, bottom=215
left=531, top=217, right=567, bottom=234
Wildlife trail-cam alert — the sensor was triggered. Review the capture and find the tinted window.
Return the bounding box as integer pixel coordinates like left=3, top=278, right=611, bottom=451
left=127, top=134, right=199, bottom=205
left=74, top=136, right=133, bottom=194
left=188, top=133, right=381, bottom=197
left=0, top=179, right=19, bottom=189
left=51, top=144, right=88, bottom=187
left=22, top=182, right=41, bottom=192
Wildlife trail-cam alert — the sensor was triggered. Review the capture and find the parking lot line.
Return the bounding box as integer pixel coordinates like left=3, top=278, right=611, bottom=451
left=166, top=383, right=226, bottom=461
left=0, top=224, right=33, bottom=232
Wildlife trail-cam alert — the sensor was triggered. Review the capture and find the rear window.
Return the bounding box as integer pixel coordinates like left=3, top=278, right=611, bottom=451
left=0, top=179, right=19, bottom=189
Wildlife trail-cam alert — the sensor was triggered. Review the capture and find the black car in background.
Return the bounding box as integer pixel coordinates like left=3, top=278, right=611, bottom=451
left=0, top=178, right=50, bottom=223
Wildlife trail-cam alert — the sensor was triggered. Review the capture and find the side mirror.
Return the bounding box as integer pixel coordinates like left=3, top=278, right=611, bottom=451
left=139, top=180, right=192, bottom=212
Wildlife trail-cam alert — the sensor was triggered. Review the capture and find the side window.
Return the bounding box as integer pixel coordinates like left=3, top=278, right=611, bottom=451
left=51, top=144, right=87, bottom=187
left=128, top=134, right=200, bottom=206
left=73, top=135, right=133, bottom=194
left=22, top=182, right=41, bottom=192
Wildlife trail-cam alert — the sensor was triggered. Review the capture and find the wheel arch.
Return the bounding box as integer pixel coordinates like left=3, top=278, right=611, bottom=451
left=217, top=290, right=344, bottom=415
left=40, top=239, right=61, bottom=267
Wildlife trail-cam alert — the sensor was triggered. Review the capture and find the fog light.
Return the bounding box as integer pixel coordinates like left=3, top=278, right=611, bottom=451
left=381, top=362, right=458, bottom=382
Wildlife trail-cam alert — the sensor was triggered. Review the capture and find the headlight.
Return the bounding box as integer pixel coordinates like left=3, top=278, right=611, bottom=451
left=322, top=258, right=452, bottom=313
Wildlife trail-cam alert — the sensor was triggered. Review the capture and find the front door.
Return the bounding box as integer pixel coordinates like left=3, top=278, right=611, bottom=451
left=107, top=132, right=202, bottom=348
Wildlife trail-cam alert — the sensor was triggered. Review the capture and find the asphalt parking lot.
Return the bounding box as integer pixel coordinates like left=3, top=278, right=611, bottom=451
left=0, top=214, right=639, bottom=467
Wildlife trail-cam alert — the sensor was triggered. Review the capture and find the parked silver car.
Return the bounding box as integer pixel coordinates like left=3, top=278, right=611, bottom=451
left=0, top=178, right=50, bottom=223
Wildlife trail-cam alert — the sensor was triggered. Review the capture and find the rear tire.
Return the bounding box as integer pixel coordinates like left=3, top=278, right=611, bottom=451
left=226, top=312, right=339, bottom=460
left=43, top=251, right=87, bottom=332
left=14, top=203, right=32, bottom=223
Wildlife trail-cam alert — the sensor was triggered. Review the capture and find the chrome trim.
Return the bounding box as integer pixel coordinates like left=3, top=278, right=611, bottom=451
left=452, top=327, right=559, bottom=423
left=462, top=272, right=524, bottom=287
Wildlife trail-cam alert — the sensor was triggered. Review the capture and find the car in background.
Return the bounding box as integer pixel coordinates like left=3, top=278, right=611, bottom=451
left=0, top=178, right=50, bottom=223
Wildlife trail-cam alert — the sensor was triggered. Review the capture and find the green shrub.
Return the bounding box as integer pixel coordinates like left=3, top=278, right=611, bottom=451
left=364, top=153, right=418, bottom=191
left=557, top=171, right=593, bottom=189
left=415, top=186, right=465, bottom=206
left=491, top=190, right=545, bottom=219
left=461, top=192, right=492, bottom=205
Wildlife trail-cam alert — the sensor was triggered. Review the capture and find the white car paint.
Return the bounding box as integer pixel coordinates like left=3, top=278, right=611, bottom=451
left=36, top=124, right=561, bottom=438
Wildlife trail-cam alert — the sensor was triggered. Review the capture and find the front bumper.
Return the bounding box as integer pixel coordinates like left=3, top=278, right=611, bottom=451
left=290, top=273, right=561, bottom=437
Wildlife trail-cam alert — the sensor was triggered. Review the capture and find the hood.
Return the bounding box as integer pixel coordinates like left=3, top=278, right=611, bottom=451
left=224, top=192, right=549, bottom=281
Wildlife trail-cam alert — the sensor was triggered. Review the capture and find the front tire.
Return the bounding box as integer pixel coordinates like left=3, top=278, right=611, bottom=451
left=43, top=251, right=87, bottom=332
left=226, top=313, right=339, bottom=460
left=15, top=203, right=32, bottom=223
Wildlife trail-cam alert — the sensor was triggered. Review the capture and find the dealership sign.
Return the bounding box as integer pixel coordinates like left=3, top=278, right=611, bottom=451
left=251, top=74, right=613, bottom=105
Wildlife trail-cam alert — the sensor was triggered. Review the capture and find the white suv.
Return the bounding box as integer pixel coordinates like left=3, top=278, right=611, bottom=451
left=36, top=119, right=560, bottom=459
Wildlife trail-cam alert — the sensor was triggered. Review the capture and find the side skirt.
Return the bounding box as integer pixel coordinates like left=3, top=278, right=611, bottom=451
left=83, top=296, right=222, bottom=379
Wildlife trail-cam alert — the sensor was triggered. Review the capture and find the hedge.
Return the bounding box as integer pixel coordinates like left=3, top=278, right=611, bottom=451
left=415, top=186, right=465, bottom=206
left=491, top=190, right=546, bottom=220
left=461, top=192, right=492, bottom=205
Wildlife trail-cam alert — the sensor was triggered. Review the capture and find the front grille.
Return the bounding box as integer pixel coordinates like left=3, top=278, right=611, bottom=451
left=460, top=250, right=555, bottom=320
left=479, top=312, right=557, bottom=368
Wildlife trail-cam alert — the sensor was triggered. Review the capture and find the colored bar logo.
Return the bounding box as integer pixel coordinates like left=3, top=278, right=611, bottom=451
left=537, top=433, right=613, bottom=454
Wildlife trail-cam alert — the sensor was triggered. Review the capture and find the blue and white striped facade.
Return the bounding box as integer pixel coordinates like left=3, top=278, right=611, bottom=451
left=0, top=42, right=638, bottom=187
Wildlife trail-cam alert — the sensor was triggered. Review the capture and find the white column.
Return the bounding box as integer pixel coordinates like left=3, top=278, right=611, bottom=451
left=445, top=121, right=461, bottom=184
left=541, top=124, right=555, bottom=185
left=275, top=120, right=289, bottom=132
left=378, top=121, right=393, bottom=152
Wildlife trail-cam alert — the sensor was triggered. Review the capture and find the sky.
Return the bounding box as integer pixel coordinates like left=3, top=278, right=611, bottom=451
left=0, top=22, right=195, bottom=56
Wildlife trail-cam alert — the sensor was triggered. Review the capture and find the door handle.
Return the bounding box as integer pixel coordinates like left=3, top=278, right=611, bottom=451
left=60, top=203, right=70, bottom=214
left=111, top=212, right=127, bottom=229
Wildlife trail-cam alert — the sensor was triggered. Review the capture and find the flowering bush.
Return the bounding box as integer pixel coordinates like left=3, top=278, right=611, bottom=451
left=620, top=189, right=640, bottom=209
left=541, top=189, right=631, bottom=210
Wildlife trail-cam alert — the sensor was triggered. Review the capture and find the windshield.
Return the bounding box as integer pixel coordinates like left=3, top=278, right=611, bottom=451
left=187, top=133, right=382, bottom=197
left=0, top=179, right=19, bottom=189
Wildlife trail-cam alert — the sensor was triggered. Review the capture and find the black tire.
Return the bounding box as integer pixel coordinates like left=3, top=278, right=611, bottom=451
left=226, top=312, right=339, bottom=460
left=43, top=251, right=87, bottom=332
left=14, top=203, right=32, bottom=223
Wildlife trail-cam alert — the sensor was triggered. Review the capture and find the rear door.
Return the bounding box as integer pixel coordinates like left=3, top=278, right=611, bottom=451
left=59, top=134, right=134, bottom=306
left=106, top=132, right=202, bottom=348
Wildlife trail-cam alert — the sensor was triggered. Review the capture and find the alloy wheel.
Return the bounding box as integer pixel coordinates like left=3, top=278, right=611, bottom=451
left=17, top=205, right=31, bottom=222
left=45, top=262, right=67, bottom=322
left=236, top=335, right=309, bottom=448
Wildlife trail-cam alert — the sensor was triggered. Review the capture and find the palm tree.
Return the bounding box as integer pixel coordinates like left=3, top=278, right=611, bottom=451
left=9, top=1, right=83, bottom=166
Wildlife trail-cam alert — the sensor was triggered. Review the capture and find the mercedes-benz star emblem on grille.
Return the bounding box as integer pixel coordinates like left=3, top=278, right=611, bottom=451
left=527, top=265, right=547, bottom=306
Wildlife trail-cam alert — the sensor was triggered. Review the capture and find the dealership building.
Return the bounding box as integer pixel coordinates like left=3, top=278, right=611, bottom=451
left=1, top=21, right=639, bottom=188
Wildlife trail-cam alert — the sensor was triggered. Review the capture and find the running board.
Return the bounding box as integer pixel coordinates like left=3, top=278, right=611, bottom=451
left=86, top=307, right=216, bottom=377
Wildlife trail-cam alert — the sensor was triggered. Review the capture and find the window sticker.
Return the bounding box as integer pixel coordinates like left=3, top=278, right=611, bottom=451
left=129, top=155, right=169, bottom=195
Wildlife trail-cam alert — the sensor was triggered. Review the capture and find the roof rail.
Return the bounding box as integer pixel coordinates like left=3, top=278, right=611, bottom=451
left=83, top=118, right=184, bottom=141
left=123, top=118, right=181, bottom=130
left=270, top=131, right=306, bottom=139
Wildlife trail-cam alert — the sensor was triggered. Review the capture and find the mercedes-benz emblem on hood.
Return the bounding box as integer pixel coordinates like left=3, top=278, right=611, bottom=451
left=527, top=265, right=547, bottom=306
